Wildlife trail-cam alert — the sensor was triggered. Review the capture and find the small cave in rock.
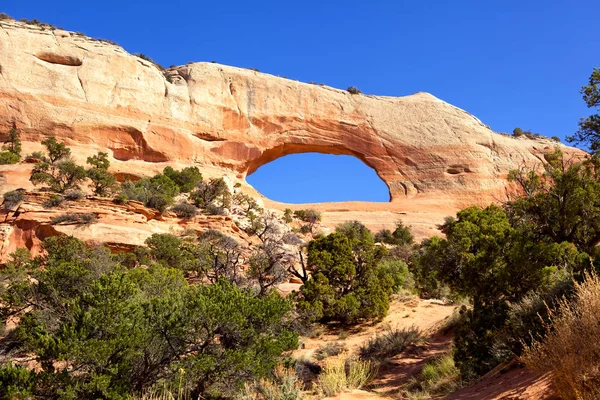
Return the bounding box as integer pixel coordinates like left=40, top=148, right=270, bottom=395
left=446, top=165, right=472, bottom=175
left=247, top=153, right=390, bottom=203
left=35, top=52, right=83, bottom=66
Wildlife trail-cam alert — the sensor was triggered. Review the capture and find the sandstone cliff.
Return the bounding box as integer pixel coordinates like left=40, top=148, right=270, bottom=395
left=0, top=19, right=586, bottom=254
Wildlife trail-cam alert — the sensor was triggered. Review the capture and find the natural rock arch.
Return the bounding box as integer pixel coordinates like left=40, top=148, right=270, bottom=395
left=0, top=19, right=585, bottom=207
left=244, top=144, right=393, bottom=201
left=246, top=148, right=393, bottom=202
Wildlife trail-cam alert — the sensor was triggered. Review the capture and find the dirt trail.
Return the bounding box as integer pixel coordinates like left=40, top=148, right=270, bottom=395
left=299, top=296, right=559, bottom=400
left=443, top=367, right=558, bottom=400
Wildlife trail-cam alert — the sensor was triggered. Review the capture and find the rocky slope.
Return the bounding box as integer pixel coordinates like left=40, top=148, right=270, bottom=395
left=0, top=18, right=586, bottom=255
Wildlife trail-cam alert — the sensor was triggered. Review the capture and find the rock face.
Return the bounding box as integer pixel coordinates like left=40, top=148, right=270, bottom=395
left=0, top=20, right=587, bottom=256
left=0, top=20, right=583, bottom=201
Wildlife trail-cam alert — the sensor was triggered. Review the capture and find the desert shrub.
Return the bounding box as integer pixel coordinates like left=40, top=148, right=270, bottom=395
left=0, top=128, right=21, bottom=165
left=359, top=326, right=422, bottom=360
left=317, top=353, right=376, bottom=396
left=375, top=221, right=414, bottom=246
left=133, top=53, right=164, bottom=70
left=293, top=209, right=321, bottom=233
left=283, top=208, right=293, bottom=223
left=0, top=13, right=12, bottom=20
left=2, top=190, right=26, bottom=209
left=197, top=230, right=244, bottom=284
left=293, top=209, right=321, bottom=223
left=377, top=258, right=411, bottom=293
left=513, top=127, right=525, bottom=137
left=347, top=86, right=362, bottom=95
left=404, top=353, right=461, bottom=398
left=50, top=212, right=98, bottom=225
left=191, top=177, right=231, bottom=209
left=237, top=365, right=303, bottom=400
left=171, top=202, right=198, bottom=219
left=42, top=194, right=64, bottom=208
left=0, top=237, right=298, bottom=398
left=120, top=173, right=179, bottom=212
left=206, top=203, right=227, bottom=215
left=145, top=233, right=196, bottom=271
left=313, top=342, right=347, bottom=361
left=64, top=189, right=84, bottom=201
left=0, top=151, right=19, bottom=164
left=163, top=166, right=203, bottom=193
left=24, top=151, right=44, bottom=162
left=296, top=222, right=397, bottom=324
left=491, top=279, right=573, bottom=363
left=551, top=136, right=561, bottom=142
left=521, top=272, right=600, bottom=400
left=113, top=193, right=128, bottom=204
left=29, top=137, right=87, bottom=193
left=0, top=363, right=35, bottom=398
left=86, top=152, right=117, bottom=196
left=233, top=193, right=262, bottom=214
left=31, top=159, right=87, bottom=193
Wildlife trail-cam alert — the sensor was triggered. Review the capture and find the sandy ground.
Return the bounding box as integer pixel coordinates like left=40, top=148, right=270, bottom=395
left=294, top=296, right=559, bottom=400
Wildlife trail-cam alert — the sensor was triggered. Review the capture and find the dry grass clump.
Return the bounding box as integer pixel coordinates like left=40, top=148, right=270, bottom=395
left=237, top=365, right=303, bottom=400
left=359, top=325, right=422, bottom=360
left=521, top=272, right=600, bottom=400
left=317, top=353, right=377, bottom=397
left=403, top=352, right=461, bottom=399
left=313, top=342, right=347, bottom=361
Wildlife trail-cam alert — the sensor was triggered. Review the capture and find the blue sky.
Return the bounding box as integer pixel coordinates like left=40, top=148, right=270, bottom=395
left=3, top=1, right=599, bottom=203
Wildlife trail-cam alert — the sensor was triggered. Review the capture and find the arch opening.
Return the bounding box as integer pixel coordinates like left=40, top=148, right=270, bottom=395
left=246, top=152, right=391, bottom=204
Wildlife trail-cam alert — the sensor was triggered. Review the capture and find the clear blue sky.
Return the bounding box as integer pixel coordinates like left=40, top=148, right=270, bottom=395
left=3, top=1, right=599, bottom=203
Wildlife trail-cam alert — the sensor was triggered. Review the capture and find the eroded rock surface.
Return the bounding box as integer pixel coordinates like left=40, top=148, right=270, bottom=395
left=0, top=19, right=586, bottom=255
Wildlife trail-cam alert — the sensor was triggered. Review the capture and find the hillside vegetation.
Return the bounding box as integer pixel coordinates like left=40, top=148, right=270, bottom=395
left=0, top=67, right=599, bottom=399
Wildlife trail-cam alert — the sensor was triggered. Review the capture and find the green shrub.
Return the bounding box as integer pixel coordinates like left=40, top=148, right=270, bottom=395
left=0, top=128, right=22, bottom=165
left=2, top=190, right=26, bottom=209
left=374, top=221, right=414, bottom=246
left=42, top=194, right=64, bottom=208
left=171, top=202, right=198, bottom=219
left=50, top=212, right=98, bottom=225
left=191, top=177, right=231, bottom=209
left=29, top=138, right=86, bottom=193
left=86, top=152, right=117, bottom=196
left=64, top=189, right=84, bottom=201
left=359, top=326, right=422, bottom=360
left=163, top=166, right=203, bottom=193
left=293, top=209, right=321, bottom=233
left=24, top=151, right=44, bottom=162
left=0, top=151, right=20, bottom=164
left=404, top=353, right=461, bottom=398
left=0, top=363, right=35, bottom=399
left=283, top=208, right=293, bottom=223
left=233, top=193, right=262, bottom=214
left=377, top=258, right=411, bottom=293
left=120, top=173, right=179, bottom=212
left=296, top=222, right=396, bottom=324
left=113, top=193, right=128, bottom=204
left=0, top=237, right=298, bottom=398
left=347, top=86, right=362, bottom=95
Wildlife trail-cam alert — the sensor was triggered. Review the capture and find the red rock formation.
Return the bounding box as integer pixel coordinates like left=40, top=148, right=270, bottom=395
left=0, top=19, right=587, bottom=256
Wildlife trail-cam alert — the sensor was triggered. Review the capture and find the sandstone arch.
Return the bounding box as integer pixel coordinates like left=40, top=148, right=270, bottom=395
left=246, top=147, right=393, bottom=202
left=0, top=19, right=586, bottom=209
